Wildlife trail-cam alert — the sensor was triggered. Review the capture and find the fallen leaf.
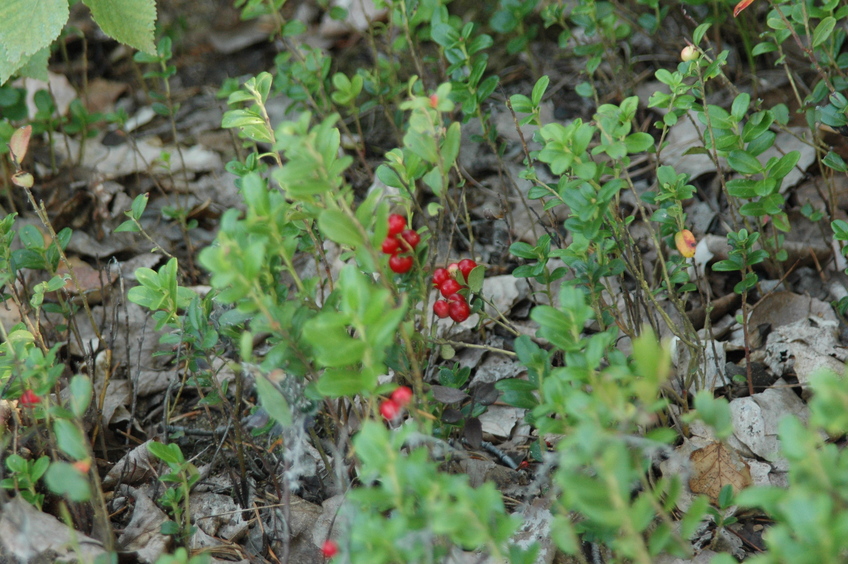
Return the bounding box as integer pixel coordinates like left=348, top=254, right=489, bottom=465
left=431, top=385, right=469, bottom=404
left=464, top=416, right=482, bottom=448
left=55, top=256, right=118, bottom=304
left=83, top=78, right=127, bottom=113
left=0, top=496, right=106, bottom=562
left=116, top=485, right=170, bottom=562
left=688, top=441, right=752, bottom=504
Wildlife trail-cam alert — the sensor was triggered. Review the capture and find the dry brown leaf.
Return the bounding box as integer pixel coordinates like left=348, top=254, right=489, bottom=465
left=83, top=78, right=127, bottom=113
left=55, top=256, right=118, bottom=304
left=688, top=441, right=752, bottom=504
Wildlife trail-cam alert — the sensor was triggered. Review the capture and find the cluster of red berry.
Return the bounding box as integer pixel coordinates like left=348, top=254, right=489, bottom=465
left=382, top=214, right=421, bottom=274
left=380, top=385, right=413, bottom=420
left=432, top=259, right=476, bottom=323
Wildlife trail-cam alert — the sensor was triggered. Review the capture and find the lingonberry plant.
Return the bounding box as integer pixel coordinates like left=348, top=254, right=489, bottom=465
left=3, top=0, right=848, bottom=561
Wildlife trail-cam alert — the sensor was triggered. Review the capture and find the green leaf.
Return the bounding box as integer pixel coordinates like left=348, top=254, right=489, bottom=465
left=45, top=462, right=91, bottom=502
left=551, top=514, right=580, bottom=554
left=83, top=0, right=156, bottom=55
left=510, top=94, right=532, bottom=114
left=466, top=265, right=485, bottom=294
left=0, top=0, right=67, bottom=69
left=727, top=150, right=763, bottom=175
left=680, top=495, right=709, bottom=538
left=221, top=108, right=265, bottom=129
left=19, top=224, right=44, bottom=250
left=53, top=419, right=89, bottom=461
left=114, top=220, right=140, bottom=233
left=282, top=19, right=306, bottom=37
left=693, top=390, right=733, bottom=438
left=316, top=367, right=376, bottom=397
left=441, top=122, right=461, bottom=168
left=69, top=375, right=92, bottom=418
left=31, top=456, right=49, bottom=480
left=823, top=151, right=848, bottom=172
left=718, top=483, right=735, bottom=508
left=509, top=242, right=537, bottom=259
left=131, top=192, right=149, bottom=219
left=500, top=390, right=539, bottom=409
left=532, top=305, right=571, bottom=333
left=318, top=209, right=364, bottom=248
left=734, top=272, right=759, bottom=294
left=812, top=16, right=836, bottom=48
left=255, top=374, right=292, bottom=427
left=495, top=378, right=537, bottom=392
left=832, top=219, right=848, bottom=240
left=148, top=441, right=184, bottom=465
left=422, top=167, right=443, bottom=196
left=45, top=275, right=65, bottom=292
left=624, top=132, right=654, bottom=154
left=133, top=266, right=161, bottom=290
left=768, top=150, right=800, bottom=180
left=15, top=47, right=50, bottom=81
left=404, top=128, right=438, bottom=164
left=160, top=520, right=181, bottom=535
left=531, top=75, right=550, bottom=106
left=304, top=317, right=365, bottom=367
left=752, top=42, right=777, bottom=55
left=712, top=258, right=741, bottom=272
left=128, top=285, right=164, bottom=310
left=331, top=72, right=351, bottom=91
left=5, top=454, right=26, bottom=474
left=693, top=23, right=711, bottom=45
left=731, top=93, right=750, bottom=121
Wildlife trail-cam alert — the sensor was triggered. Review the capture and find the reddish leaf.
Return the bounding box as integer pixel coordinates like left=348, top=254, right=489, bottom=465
left=733, top=0, right=755, bottom=17
left=9, top=125, right=32, bottom=167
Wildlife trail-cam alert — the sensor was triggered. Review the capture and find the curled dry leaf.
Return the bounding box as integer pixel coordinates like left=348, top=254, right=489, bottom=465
left=688, top=441, right=752, bottom=504
left=102, top=439, right=159, bottom=488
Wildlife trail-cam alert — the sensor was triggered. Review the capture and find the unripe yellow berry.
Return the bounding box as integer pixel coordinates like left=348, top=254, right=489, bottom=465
left=681, top=45, right=699, bottom=62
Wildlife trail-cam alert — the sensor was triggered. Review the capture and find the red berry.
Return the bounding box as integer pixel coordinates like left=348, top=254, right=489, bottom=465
left=389, top=255, right=413, bottom=274
left=19, top=390, right=40, bottom=407
left=439, top=278, right=462, bottom=298
left=432, top=268, right=451, bottom=287
left=73, top=459, right=92, bottom=474
left=381, top=236, right=401, bottom=255
left=458, top=259, right=477, bottom=281
left=447, top=262, right=459, bottom=274
left=447, top=292, right=466, bottom=304
left=380, top=399, right=400, bottom=420
left=449, top=300, right=471, bottom=323
left=433, top=299, right=450, bottom=318
left=387, top=214, right=406, bottom=236
left=321, top=539, right=338, bottom=558
left=391, top=386, right=413, bottom=407
left=400, top=229, right=420, bottom=250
